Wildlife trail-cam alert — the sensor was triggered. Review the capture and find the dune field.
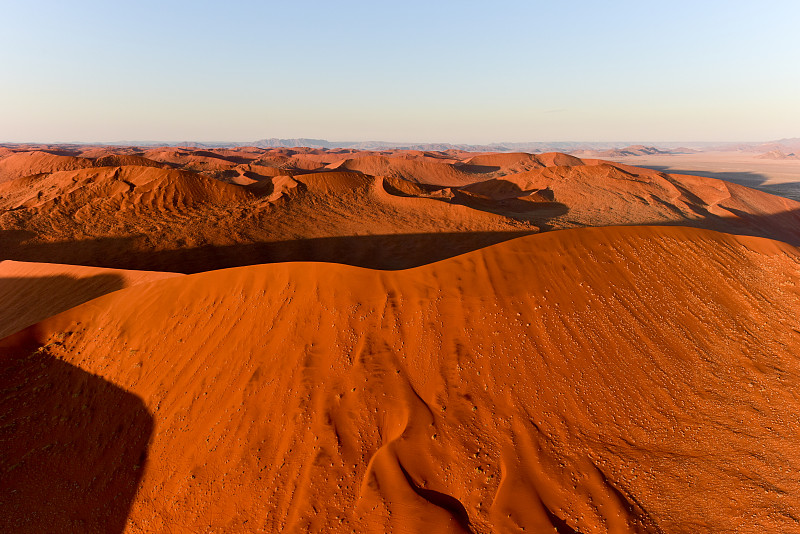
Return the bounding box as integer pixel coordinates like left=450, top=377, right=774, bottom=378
left=2, top=145, right=800, bottom=533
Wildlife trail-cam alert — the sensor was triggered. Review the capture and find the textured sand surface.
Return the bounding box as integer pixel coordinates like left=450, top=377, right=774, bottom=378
left=0, top=260, right=181, bottom=340
left=2, top=227, right=800, bottom=533
left=2, top=145, right=800, bottom=533
left=1, top=147, right=799, bottom=273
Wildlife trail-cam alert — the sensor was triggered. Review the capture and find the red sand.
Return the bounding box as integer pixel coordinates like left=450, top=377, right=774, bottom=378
left=1, top=147, right=799, bottom=273
left=0, top=151, right=95, bottom=183
left=0, top=260, right=181, bottom=339
left=2, top=145, right=800, bottom=533
left=2, top=226, right=800, bottom=532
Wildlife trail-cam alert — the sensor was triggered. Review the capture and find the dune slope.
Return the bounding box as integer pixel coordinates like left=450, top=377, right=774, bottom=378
left=0, top=260, right=181, bottom=340
left=3, top=146, right=800, bottom=274
left=0, top=165, right=537, bottom=272
left=0, top=150, right=95, bottom=183
left=3, top=147, right=800, bottom=274
left=2, top=226, right=799, bottom=533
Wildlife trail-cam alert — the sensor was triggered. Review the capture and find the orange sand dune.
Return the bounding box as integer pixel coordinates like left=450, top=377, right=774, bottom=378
left=94, top=154, right=167, bottom=168
left=293, top=170, right=374, bottom=195
left=0, top=150, right=95, bottom=183
left=0, top=165, right=252, bottom=213
left=3, top=147, right=800, bottom=274
left=461, top=151, right=544, bottom=171
left=479, top=163, right=800, bottom=243
left=253, top=153, right=326, bottom=172
left=326, top=154, right=494, bottom=186
left=531, top=151, right=585, bottom=167
left=323, top=151, right=581, bottom=185
left=0, top=161, right=536, bottom=272
left=2, top=226, right=799, bottom=533
left=77, top=146, right=149, bottom=158
left=462, top=151, right=586, bottom=172
left=141, top=148, right=244, bottom=173
left=0, top=260, right=180, bottom=340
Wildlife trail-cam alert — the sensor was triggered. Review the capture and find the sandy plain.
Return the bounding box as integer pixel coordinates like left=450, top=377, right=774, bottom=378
left=606, top=151, right=800, bottom=201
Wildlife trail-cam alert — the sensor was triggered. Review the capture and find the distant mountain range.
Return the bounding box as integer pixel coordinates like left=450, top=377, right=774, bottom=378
left=5, top=138, right=800, bottom=154
left=166, top=138, right=715, bottom=152
left=129, top=137, right=800, bottom=154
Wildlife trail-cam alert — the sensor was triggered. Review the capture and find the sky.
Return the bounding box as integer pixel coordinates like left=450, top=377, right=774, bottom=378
left=1, top=0, right=799, bottom=143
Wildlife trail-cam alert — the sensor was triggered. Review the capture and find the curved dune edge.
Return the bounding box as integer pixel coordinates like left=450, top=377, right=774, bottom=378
left=0, top=260, right=181, bottom=340
left=2, top=225, right=800, bottom=533
left=3, top=147, right=800, bottom=274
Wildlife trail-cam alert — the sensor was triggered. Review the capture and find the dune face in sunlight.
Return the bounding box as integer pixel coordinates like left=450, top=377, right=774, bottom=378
left=1, top=146, right=799, bottom=273
left=2, top=145, right=800, bottom=533
left=3, top=227, right=799, bottom=533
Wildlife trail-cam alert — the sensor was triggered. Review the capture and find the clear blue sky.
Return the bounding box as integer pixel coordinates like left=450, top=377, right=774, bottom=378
left=1, top=0, right=798, bottom=143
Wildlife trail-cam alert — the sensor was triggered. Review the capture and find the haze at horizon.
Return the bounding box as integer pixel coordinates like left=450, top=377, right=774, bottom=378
left=2, top=0, right=798, bottom=144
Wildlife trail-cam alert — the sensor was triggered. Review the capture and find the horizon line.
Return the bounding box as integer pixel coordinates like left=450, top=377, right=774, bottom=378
left=2, top=137, right=798, bottom=148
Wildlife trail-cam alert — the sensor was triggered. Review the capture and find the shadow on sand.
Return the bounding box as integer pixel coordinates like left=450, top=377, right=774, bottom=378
left=0, top=230, right=541, bottom=273
left=2, top=203, right=800, bottom=275
left=1, top=206, right=800, bottom=531
left=0, top=322, right=152, bottom=533
left=0, top=274, right=127, bottom=340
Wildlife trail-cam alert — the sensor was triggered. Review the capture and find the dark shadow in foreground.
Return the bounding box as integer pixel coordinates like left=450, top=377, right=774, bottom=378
left=0, top=274, right=126, bottom=340
left=2, top=207, right=800, bottom=275
left=0, top=230, right=540, bottom=273
left=0, top=326, right=152, bottom=533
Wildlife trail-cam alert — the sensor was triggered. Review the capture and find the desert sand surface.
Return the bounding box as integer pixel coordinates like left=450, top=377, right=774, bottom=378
left=603, top=151, right=800, bottom=201
left=3, top=226, right=800, bottom=533
left=2, top=145, right=800, bottom=533
left=1, top=145, right=799, bottom=273
left=0, top=260, right=181, bottom=340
